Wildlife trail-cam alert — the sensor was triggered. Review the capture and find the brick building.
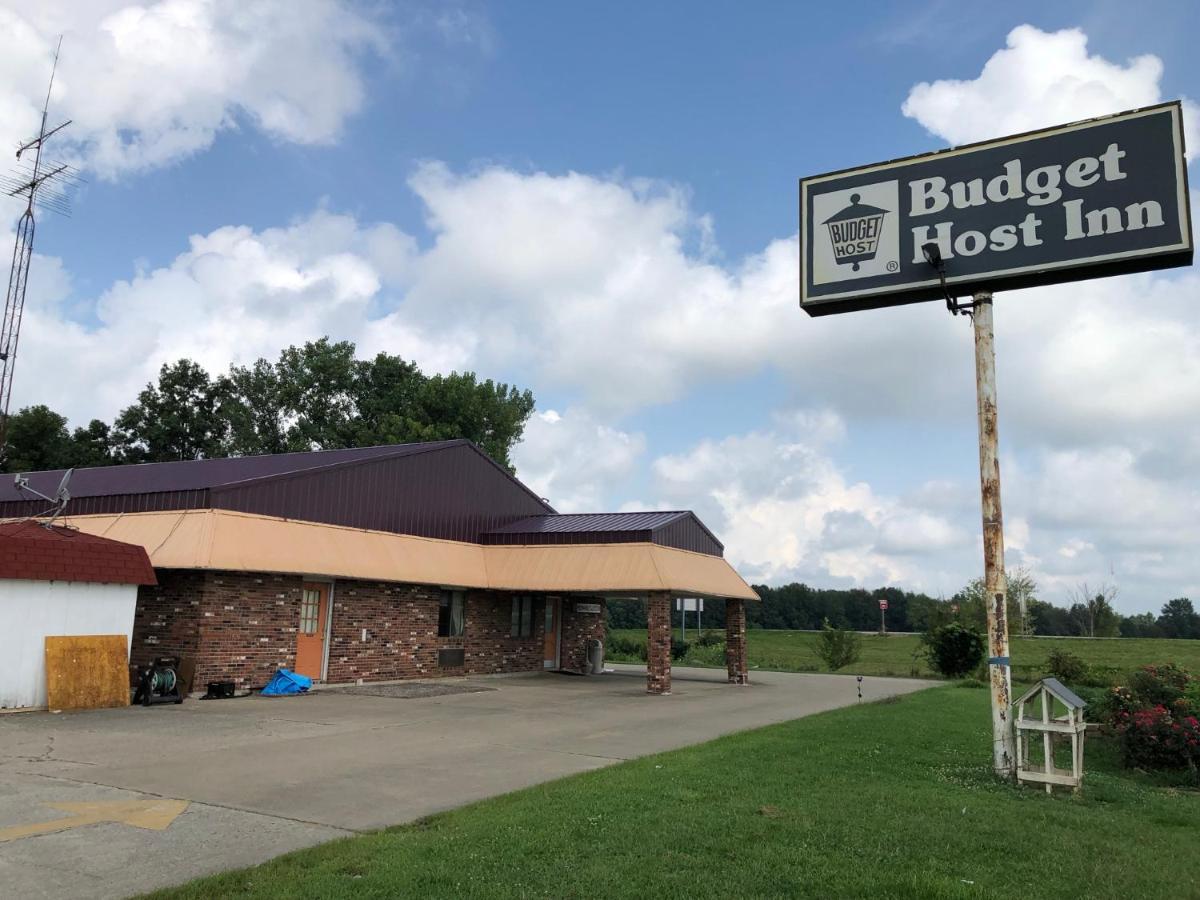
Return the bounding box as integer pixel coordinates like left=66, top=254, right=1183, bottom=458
left=0, top=441, right=757, bottom=695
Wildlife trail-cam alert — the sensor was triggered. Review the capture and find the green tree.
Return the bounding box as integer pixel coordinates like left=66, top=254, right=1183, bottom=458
left=217, top=341, right=536, bottom=469
left=1157, top=598, right=1200, bottom=639
left=1029, top=598, right=1075, bottom=636
left=409, top=373, right=535, bottom=472
left=70, top=419, right=117, bottom=468
left=219, top=358, right=294, bottom=456
left=922, top=623, right=985, bottom=678
left=349, top=351, right=425, bottom=446
left=114, top=360, right=227, bottom=462
left=1068, top=584, right=1121, bottom=638
left=907, top=593, right=952, bottom=632
left=275, top=338, right=359, bottom=450
left=3, top=338, right=538, bottom=475
left=951, top=569, right=1033, bottom=635
left=1120, top=612, right=1163, bottom=638
left=2, top=405, right=73, bottom=472
left=1007, top=568, right=1038, bottom=635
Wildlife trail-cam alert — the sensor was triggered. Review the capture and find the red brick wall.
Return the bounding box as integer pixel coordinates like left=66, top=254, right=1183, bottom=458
left=326, top=580, right=440, bottom=682
left=326, top=585, right=549, bottom=681
left=131, top=570, right=603, bottom=688
left=725, top=598, right=749, bottom=684
left=133, top=571, right=206, bottom=676
left=559, top=597, right=606, bottom=673
left=132, top=569, right=206, bottom=672
left=201, top=573, right=303, bottom=688
left=646, top=592, right=672, bottom=694
left=133, top=570, right=303, bottom=690
left=462, top=591, right=544, bottom=675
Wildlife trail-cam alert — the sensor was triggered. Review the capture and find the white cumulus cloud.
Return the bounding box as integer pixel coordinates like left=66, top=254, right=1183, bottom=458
left=648, top=411, right=971, bottom=590
left=511, top=408, right=646, bottom=512
left=0, top=0, right=386, bottom=178
left=15, top=209, right=465, bottom=421
left=902, top=24, right=1198, bottom=158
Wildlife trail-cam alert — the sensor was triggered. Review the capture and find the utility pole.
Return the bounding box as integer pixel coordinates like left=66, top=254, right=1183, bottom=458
left=801, top=102, right=1191, bottom=788
left=972, top=292, right=1015, bottom=779
left=0, top=36, right=75, bottom=457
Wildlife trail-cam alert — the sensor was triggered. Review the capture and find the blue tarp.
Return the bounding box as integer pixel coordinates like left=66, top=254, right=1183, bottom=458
left=261, top=668, right=312, bottom=697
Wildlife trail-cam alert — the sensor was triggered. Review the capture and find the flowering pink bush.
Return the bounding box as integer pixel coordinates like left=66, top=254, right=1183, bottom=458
left=1103, top=664, right=1200, bottom=777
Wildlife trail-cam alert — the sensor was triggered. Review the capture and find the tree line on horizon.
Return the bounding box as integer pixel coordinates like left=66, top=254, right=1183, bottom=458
left=1, top=338, right=536, bottom=474
left=607, top=577, right=1200, bottom=640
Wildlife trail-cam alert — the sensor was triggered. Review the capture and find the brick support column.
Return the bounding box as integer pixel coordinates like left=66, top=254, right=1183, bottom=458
left=646, top=592, right=672, bottom=695
left=725, top=598, right=749, bottom=684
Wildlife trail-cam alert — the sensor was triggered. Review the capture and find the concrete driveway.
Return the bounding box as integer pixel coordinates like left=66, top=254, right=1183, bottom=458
left=0, top=666, right=934, bottom=898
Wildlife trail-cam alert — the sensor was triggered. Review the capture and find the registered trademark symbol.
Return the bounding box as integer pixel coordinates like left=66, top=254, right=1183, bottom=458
left=887, top=261, right=899, bottom=272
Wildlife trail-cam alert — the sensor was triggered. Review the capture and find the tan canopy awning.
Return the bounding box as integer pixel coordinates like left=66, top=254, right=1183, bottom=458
left=54, top=509, right=759, bottom=601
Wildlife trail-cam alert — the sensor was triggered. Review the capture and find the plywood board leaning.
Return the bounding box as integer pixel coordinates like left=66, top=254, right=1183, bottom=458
left=44, top=635, right=130, bottom=711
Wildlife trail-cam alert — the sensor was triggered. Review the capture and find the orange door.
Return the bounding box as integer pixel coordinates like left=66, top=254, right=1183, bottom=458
left=543, top=598, right=559, bottom=669
left=295, top=582, right=329, bottom=679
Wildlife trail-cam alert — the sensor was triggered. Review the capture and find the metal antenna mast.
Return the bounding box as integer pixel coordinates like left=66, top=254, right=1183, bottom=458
left=0, top=36, right=77, bottom=455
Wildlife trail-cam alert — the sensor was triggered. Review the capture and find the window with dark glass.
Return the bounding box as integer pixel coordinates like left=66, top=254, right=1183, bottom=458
left=511, top=596, right=534, bottom=637
left=439, top=590, right=465, bottom=637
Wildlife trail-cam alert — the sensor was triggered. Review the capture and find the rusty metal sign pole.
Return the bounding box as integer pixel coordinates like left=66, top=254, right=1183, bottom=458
left=970, top=291, right=1016, bottom=779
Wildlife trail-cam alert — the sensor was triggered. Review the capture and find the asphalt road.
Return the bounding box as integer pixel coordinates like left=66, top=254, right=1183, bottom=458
left=0, top=665, right=935, bottom=898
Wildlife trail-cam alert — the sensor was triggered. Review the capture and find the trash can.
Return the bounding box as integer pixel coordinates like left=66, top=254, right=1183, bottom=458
left=586, top=639, right=604, bottom=675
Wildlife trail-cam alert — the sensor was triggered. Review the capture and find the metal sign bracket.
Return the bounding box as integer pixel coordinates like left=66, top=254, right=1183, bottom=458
left=921, top=242, right=986, bottom=317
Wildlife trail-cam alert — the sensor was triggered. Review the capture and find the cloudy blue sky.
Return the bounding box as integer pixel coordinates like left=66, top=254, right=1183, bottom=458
left=2, top=1, right=1198, bottom=613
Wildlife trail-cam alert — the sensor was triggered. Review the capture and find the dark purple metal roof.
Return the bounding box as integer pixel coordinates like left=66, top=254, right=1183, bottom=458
left=0, top=441, right=556, bottom=541
left=487, top=511, right=689, bottom=534
left=211, top=442, right=555, bottom=544
left=0, top=442, right=451, bottom=501
left=0, top=442, right=727, bottom=556
left=482, top=511, right=724, bottom=556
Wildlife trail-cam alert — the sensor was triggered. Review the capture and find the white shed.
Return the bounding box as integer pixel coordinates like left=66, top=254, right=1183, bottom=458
left=0, top=521, right=156, bottom=710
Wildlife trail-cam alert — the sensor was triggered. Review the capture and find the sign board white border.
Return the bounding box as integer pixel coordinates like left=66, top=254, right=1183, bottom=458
left=799, top=102, right=1193, bottom=315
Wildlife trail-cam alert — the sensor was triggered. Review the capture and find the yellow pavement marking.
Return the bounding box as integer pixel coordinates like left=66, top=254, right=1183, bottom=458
left=0, top=798, right=189, bottom=843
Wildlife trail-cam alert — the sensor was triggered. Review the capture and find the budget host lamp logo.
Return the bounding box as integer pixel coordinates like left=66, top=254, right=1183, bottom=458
left=811, top=181, right=900, bottom=285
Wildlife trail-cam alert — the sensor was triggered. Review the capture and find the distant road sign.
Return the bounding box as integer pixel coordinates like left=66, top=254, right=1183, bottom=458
left=879, top=599, right=888, bottom=610
left=799, top=102, right=1192, bottom=316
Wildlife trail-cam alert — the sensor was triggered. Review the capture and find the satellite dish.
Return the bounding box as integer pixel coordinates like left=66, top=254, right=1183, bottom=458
left=13, top=472, right=48, bottom=500
left=39, top=468, right=73, bottom=529
left=11, top=468, right=74, bottom=528
left=55, top=468, right=73, bottom=503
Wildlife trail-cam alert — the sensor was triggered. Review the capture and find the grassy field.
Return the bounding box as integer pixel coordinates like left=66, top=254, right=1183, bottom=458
left=607, top=628, right=1200, bottom=682
left=147, top=686, right=1198, bottom=899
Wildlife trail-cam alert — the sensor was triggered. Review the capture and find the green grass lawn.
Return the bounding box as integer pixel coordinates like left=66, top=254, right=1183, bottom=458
left=147, top=686, right=1198, bottom=899
left=607, top=628, right=1200, bottom=682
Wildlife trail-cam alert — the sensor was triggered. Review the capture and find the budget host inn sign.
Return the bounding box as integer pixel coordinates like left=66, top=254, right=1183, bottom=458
left=799, top=102, right=1193, bottom=316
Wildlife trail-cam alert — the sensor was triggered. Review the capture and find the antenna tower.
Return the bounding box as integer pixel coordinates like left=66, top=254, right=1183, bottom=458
left=0, top=36, right=78, bottom=456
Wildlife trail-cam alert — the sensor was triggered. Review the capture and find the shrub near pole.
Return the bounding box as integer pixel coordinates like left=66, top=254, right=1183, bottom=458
left=815, top=619, right=862, bottom=672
